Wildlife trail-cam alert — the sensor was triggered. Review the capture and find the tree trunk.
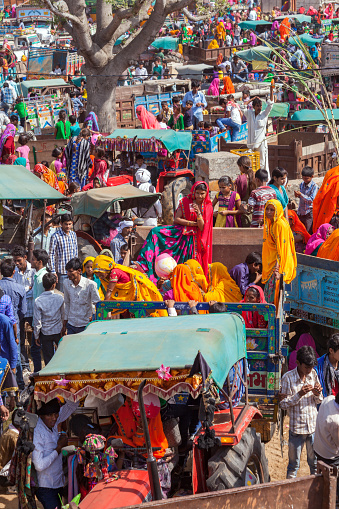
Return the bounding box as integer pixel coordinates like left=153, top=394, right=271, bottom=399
left=85, top=68, right=118, bottom=133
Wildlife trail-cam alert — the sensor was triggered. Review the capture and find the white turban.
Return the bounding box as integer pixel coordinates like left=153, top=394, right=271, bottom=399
left=136, top=168, right=151, bottom=184
left=117, top=220, right=134, bottom=234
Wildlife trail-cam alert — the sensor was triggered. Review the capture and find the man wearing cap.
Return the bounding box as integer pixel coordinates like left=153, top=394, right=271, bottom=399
left=134, top=169, right=162, bottom=227
left=110, top=221, right=134, bottom=262
left=32, top=397, right=79, bottom=509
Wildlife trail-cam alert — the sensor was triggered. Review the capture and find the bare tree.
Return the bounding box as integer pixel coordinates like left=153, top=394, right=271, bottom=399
left=41, top=0, right=194, bottom=131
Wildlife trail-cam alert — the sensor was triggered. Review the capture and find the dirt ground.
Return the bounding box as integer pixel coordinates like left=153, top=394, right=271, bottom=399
left=0, top=417, right=310, bottom=508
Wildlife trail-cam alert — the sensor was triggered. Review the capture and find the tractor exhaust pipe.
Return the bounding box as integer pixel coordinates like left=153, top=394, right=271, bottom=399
left=137, top=379, right=163, bottom=501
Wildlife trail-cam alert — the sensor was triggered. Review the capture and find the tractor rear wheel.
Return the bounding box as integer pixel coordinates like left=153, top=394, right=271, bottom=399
left=206, top=427, right=270, bottom=491
left=162, top=176, right=192, bottom=225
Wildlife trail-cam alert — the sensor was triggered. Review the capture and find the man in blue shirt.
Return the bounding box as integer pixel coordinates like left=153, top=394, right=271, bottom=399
left=182, top=81, right=207, bottom=129
left=0, top=313, right=18, bottom=372
left=229, top=252, right=262, bottom=296
left=295, top=166, right=319, bottom=234
left=0, top=259, right=26, bottom=389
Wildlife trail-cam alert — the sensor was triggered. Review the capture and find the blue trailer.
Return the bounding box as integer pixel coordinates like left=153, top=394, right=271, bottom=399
left=287, top=253, right=339, bottom=330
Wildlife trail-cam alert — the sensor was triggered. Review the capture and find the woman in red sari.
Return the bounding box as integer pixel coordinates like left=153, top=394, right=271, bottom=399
left=138, top=181, right=213, bottom=281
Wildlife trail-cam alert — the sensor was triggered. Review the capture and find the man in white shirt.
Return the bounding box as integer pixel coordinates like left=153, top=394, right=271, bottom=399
left=216, top=96, right=243, bottom=141
left=135, top=62, right=148, bottom=81
left=33, top=398, right=79, bottom=509
left=33, top=272, right=64, bottom=368
left=245, top=81, right=274, bottom=178
left=248, top=8, right=257, bottom=20
left=62, top=257, right=100, bottom=336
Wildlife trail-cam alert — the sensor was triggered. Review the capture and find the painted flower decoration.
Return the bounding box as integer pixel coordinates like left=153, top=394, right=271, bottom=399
left=156, top=364, right=172, bottom=381
left=53, top=378, right=71, bottom=385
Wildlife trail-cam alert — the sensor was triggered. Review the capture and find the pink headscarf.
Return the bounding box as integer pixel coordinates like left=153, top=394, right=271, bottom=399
left=136, top=105, right=161, bottom=129
left=305, top=223, right=333, bottom=255
left=207, top=78, right=220, bottom=96
left=288, top=333, right=319, bottom=371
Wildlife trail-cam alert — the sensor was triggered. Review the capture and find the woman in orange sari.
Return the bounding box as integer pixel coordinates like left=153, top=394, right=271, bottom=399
left=279, top=17, right=291, bottom=41
left=170, top=264, right=204, bottom=302
left=288, top=209, right=311, bottom=252
left=317, top=229, right=339, bottom=261
left=33, top=164, right=61, bottom=192
left=215, top=21, right=226, bottom=46
left=313, top=166, right=339, bottom=232
left=221, top=75, right=235, bottom=94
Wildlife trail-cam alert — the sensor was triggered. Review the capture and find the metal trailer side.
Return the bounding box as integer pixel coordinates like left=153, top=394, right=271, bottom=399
left=287, top=253, right=339, bottom=330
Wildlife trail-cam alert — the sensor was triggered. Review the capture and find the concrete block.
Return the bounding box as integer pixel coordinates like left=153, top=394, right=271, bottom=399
left=195, top=152, right=240, bottom=185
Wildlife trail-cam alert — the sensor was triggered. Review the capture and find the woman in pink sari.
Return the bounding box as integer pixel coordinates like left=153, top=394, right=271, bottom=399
left=207, top=78, right=220, bottom=96
left=305, top=223, right=334, bottom=256
left=325, top=3, right=334, bottom=18
left=136, top=105, right=161, bottom=129
left=289, top=332, right=319, bottom=370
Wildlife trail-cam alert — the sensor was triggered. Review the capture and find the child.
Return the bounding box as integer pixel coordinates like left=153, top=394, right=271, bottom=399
left=117, top=243, right=129, bottom=265
left=14, top=96, right=27, bottom=129
left=235, top=155, right=256, bottom=202
left=156, top=114, right=168, bottom=129
left=168, top=104, right=184, bottom=130
left=69, top=114, right=81, bottom=137
left=229, top=252, right=262, bottom=296
left=183, top=100, right=193, bottom=130
left=241, top=285, right=268, bottom=328
left=50, top=146, right=64, bottom=174
left=295, top=166, right=319, bottom=233
left=212, top=176, right=242, bottom=227
left=279, top=345, right=322, bottom=478
left=90, top=147, right=109, bottom=184
left=33, top=272, right=64, bottom=367
left=160, top=101, right=173, bottom=124
left=16, top=134, right=30, bottom=171
left=57, top=172, right=68, bottom=195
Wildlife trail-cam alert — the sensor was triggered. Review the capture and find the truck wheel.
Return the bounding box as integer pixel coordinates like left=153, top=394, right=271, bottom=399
left=206, top=427, right=270, bottom=491
left=162, top=177, right=193, bottom=225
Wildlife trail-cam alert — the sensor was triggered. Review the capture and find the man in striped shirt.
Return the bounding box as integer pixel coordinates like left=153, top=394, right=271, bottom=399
left=49, top=215, right=78, bottom=293
left=280, top=345, right=323, bottom=478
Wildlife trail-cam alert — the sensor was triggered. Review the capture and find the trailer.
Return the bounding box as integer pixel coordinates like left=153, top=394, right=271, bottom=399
left=182, top=43, right=251, bottom=64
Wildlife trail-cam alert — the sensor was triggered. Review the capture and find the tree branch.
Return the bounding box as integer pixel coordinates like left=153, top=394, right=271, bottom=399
left=41, top=0, right=82, bottom=26
left=181, top=6, right=214, bottom=20
left=100, top=0, right=149, bottom=44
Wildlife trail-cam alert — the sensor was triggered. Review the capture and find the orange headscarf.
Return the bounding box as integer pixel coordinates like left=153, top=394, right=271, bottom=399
left=221, top=76, right=235, bottom=95
left=313, top=166, right=339, bottom=232
left=279, top=17, right=291, bottom=41
left=170, top=264, right=203, bottom=302
left=317, top=229, right=339, bottom=261
left=288, top=210, right=311, bottom=243
left=34, top=164, right=61, bottom=192
left=216, top=53, right=223, bottom=66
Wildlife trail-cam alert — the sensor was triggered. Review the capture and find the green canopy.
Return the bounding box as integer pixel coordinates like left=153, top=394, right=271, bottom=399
left=20, top=79, right=67, bottom=97
left=291, top=109, right=339, bottom=121
left=151, top=36, right=178, bottom=50
left=276, top=14, right=312, bottom=23
left=38, top=313, right=246, bottom=391
left=289, top=33, right=324, bottom=47
left=260, top=101, right=290, bottom=118
left=239, top=20, right=272, bottom=31
left=71, top=184, right=162, bottom=218
left=0, top=165, right=64, bottom=205
left=236, top=45, right=272, bottom=62
left=106, top=129, right=192, bottom=152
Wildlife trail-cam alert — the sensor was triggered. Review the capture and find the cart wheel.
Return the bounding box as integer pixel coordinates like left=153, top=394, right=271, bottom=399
left=162, top=176, right=192, bottom=225
left=206, top=427, right=270, bottom=491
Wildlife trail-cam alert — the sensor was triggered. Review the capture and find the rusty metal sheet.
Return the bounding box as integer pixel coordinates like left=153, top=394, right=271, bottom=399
left=119, top=468, right=336, bottom=509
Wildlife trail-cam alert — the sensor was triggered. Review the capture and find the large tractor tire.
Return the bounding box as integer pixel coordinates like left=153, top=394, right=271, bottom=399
left=162, top=177, right=193, bottom=225
left=206, top=427, right=270, bottom=491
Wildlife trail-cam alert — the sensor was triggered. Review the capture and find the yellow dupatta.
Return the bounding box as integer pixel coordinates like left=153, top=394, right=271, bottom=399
left=208, top=39, right=219, bottom=49
left=184, top=259, right=208, bottom=294
left=93, top=255, right=167, bottom=316
left=204, top=262, right=242, bottom=303
left=262, top=199, right=297, bottom=284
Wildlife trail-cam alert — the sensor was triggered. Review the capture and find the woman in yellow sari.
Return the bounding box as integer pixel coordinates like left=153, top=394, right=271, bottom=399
left=184, top=259, right=208, bottom=294
left=208, top=39, right=219, bottom=49
left=262, top=199, right=296, bottom=305
left=93, top=255, right=167, bottom=316
left=204, top=262, right=242, bottom=303
left=215, top=21, right=226, bottom=46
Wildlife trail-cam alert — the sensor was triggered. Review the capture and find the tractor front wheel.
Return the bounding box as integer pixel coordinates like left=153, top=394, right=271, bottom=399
left=206, top=427, right=270, bottom=491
